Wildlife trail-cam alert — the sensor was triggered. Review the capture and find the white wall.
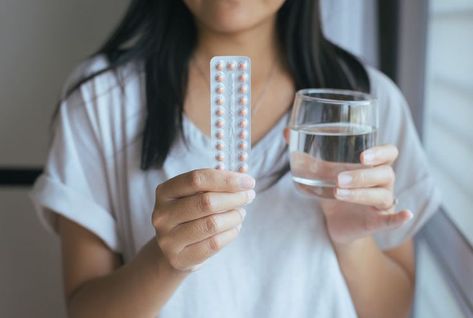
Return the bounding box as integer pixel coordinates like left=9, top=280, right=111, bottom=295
left=0, top=0, right=129, bottom=166
left=0, top=1, right=129, bottom=317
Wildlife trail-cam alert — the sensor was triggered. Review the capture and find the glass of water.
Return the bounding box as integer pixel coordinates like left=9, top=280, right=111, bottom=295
left=288, top=89, right=378, bottom=198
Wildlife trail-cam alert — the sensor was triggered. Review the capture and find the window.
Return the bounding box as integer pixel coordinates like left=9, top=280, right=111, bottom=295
left=424, top=0, right=473, bottom=245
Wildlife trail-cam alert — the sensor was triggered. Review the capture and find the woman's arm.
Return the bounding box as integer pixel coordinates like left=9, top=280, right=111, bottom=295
left=333, top=237, right=415, bottom=318
left=58, top=216, right=187, bottom=318
left=314, top=144, right=416, bottom=317
left=57, top=169, right=254, bottom=318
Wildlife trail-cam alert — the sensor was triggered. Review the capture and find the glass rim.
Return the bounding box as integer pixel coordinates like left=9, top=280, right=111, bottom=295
left=295, top=88, right=376, bottom=106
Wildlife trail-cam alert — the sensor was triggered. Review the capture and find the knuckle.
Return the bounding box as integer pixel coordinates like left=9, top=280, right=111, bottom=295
left=208, top=236, right=222, bottom=252
left=152, top=211, right=164, bottom=230
left=189, top=170, right=205, bottom=190
left=168, top=255, right=182, bottom=270
left=155, top=183, right=163, bottom=198
left=199, top=193, right=214, bottom=211
left=204, top=216, right=219, bottom=234
left=223, top=174, right=236, bottom=188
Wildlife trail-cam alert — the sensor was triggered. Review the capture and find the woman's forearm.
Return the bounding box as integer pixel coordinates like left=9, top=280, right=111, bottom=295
left=68, top=239, right=188, bottom=318
left=333, top=237, right=414, bottom=318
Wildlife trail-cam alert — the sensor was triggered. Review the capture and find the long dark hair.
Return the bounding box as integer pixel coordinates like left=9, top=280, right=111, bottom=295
left=62, top=0, right=370, bottom=170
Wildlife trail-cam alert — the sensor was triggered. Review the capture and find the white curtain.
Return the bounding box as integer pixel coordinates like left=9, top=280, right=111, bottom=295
left=321, top=0, right=378, bottom=67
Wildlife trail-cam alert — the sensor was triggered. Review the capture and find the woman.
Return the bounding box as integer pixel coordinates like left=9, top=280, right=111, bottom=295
left=31, top=0, right=440, bottom=317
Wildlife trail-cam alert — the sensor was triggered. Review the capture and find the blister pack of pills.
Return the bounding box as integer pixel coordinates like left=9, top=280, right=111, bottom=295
left=210, top=56, right=251, bottom=173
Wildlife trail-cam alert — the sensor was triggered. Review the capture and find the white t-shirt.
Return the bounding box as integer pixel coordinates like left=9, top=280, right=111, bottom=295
left=30, top=57, right=441, bottom=318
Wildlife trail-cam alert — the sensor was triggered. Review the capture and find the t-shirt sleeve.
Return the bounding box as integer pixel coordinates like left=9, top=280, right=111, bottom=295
left=368, top=68, right=442, bottom=250
left=30, top=63, right=122, bottom=253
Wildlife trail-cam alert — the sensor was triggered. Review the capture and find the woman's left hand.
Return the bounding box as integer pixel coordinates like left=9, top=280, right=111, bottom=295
left=320, top=144, right=413, bottom=245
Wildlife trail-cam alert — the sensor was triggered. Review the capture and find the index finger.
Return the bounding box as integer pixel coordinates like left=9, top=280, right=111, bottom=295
left=157, top=169, right=256, bottom=200
left=361, top=145, right=399, bottom=166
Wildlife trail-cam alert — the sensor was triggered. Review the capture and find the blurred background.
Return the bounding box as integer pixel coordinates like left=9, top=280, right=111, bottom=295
left=0, top=0, right=471, bottom=317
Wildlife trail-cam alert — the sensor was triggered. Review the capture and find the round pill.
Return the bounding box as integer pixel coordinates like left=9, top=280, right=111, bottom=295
left=239, top=152, right=248, bottom=161
left=216, top=61, right=224, bottom=71
left=239, top=97, right=248, bottom=106
left=227, top=61, right=236, bottom=71
left=239, top=62, right=248, bottom=71
left=239, top=119, right=248, bottom=128
left=216, top=85, right=225, bottom=94
left=216, top=153, right=225, bottom=162
left=216, top=163, right=225, bottom=170
left=239, top=73, right=248, bottom=82
left=216, top=142, right=225, bottom=151
left=239, top=130, right=248, bottom=139
left=239, top=164, right=249, bottom=173
left=216, top=130, right=224, bottom=139
left=215, top=107, right=225, bottom=116
left=239, top=141, right=248, bottom=150
left=216, top=73, right=225, bottom=82
left=239, top=107, right=248, bottom=116
left=239, top=84, right=248, bottom=94
left=216, top=119, right=225, bottom=128
left=216, top=97, right=224, bottom=105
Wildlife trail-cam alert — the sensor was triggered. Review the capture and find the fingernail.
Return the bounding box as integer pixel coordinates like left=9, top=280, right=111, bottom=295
left=338, top=173, right=352, bottom=186
left=239, top=208, right=247, bottom=220
left=406, top=210, right=414, bottom=221
left=363, top=150, right=375, bottom=164
left=239, top=175, right=255, bottom=189
left=247, top=190, right=256, bottom=203
left=336, top=189, right=351, bottom=198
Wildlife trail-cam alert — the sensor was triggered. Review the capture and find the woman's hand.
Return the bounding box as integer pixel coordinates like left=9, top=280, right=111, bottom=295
left=152, top=169, right=255, bottom=271
left=321, top=145, right=412, bottom=245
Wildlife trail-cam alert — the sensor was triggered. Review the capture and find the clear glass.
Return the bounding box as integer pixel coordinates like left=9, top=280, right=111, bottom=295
left=288, top=89, right=378, bottom=198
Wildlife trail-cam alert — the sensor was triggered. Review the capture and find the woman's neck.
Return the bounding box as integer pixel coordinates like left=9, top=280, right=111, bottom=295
left=192, top=16, right=283, bottom=85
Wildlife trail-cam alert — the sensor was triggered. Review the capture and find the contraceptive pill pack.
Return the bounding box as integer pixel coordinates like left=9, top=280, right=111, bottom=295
left=210, top=56, right=251, bottom=173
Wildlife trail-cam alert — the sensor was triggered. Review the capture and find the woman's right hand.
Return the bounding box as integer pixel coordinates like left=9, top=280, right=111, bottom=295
left=152, top=169, right=256, bottom=272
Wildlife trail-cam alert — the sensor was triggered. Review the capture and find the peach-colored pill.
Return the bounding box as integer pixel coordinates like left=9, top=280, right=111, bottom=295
left=216, top=86, right=224, bottom=94
left=216, top=130, right=224, bottom=139
left=239, top=62, right=248, bottom=71
left=239, top=85, right=248, bottom=94
left=239, top=119, right=248, bottom=128
left=216, top=153, right=225, bottom=162
left=239, top=107, right=248, bottom=116
left=239, top=141, right=248, bottom=150
left=216, top=74, right=225, bottom=82
left=239, top=152, right=248, bottom=161
left=239, top=97, right=248, bottom=106
left=216, top=62, right=224, bottom=71
left=216, top=119, right=224, bottom=128
left=216, top=142, right=224, bottom=151
left=239, top=130, right=248, bottom=139
left=239, top=73, right=248, bottom=82
left=215, top=107, right=225, bottom=116
left=239, top=164, right=248, bottom=173
left=216, top=97, right=224, bottom=105
left=216, top=163, right=225, bottom=170
left=227, top=61, right=236, bottom=71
